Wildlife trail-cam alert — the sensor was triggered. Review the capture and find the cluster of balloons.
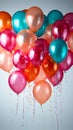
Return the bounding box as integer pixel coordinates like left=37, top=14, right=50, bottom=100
left=0, top=6, right=73, bottom=105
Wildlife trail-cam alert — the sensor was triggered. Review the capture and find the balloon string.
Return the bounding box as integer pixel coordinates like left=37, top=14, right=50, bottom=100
left=41, top=105, right=45, bottom=130
left=16, top=95, right=19, bottom=115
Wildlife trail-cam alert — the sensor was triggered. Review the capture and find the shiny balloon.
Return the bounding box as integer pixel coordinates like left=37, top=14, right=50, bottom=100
left=23, top=62, right=40, bottom=82
left=8, top=70, right=27, bottom=94
left=26, top=6, right=44, bottom=32
left=52, top=20, right=69, bottom=41
left=60, top=50, right=73, bottom=71
left=49, top=39, right=68, bottom=63
left=15, top=29, right=37, bottom=54
left=0, top=29, right=16, bottom=51
left=43, top=24, right=54, bottom=44
left=33, top=80, right=52, bottom=104
left=13, top=49, right=29, bottom=70
left=42, top=55, right=58, bottom=77
left=0, top=46, right=13, bottom=72
left=0, top=11, right=12, bottom=32
left=47, top=10, right=63, bottom=24
left=12, top=11, right=29, bottom=33
left=36, top=15, right=48, bottom=37
left=49, top=66, right=64, bottom=86
left=64, top=12, right=73, bottom=31
left=67, top=31, right=73, bottom=52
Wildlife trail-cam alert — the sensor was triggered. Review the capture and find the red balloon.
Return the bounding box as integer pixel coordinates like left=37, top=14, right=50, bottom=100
left=49, top=66, right=64, bottom=86
left=0, top=29, right=16, bottom=51
left=8, top=70, right=27, bottom=94
left=60, top=50, right=73, bottom=71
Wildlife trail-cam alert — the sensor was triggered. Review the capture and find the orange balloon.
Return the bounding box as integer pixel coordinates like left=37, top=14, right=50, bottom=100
left=23, top=62, right=40, bottom=82
left=0, top=11, right=12, bottom=32
left=26, top=6, right=44, bottom=32
left=33, top=80, right=52, bottom=104
left=67, top=31, right=73, bottom=52
left=42, top=55, right=58, bottom=78
left=34, top=65, right=47, bottom=83
left=15, top=29, right=37, bottom=54
left=0, top=46, right=13, bottom=72
left=43, top=24, right=54, bottom=44
left=23, top=9, right=28, bottom=12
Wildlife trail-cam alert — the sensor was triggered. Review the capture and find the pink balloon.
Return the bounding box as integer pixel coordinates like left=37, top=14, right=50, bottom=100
left=0, top=29, right=16, bottom=51
left=60, top=50, right=73, bottom=71
left=8, top=70, right=27, bottom=94
left=49, top=66, right=64, bottom=86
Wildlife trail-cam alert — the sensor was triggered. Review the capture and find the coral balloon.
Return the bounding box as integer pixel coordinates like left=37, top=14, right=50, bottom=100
left=49, top=66, right=64, bottom=86
left=15, top=29, right=37, bottom=54
left=0, top=29, right=16, bottom=51
left=60, top=50, right=73, bottom=71
left=42, top=55, right=58, bottom=78
left=13, top=49, right=29, bottom=70
left=49, top=39, right=68, bottom=63
left=52, top=20, right=69, bottom=41
left=67, top=31, right=73, bottom=52
left=33, top=80, right=52, bottom=104
left=23, top=62, right=40, bottom=82
left=8, top=70, right=27, bottom=94
left=0, top=11, right=12, bottom=32
left=0, top=47, right=13, bottom=72
left=26, top=6, right=44, bottom=32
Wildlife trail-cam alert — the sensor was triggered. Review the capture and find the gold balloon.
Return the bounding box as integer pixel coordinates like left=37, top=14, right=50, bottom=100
left=15, top=29, right=37, bottom=54
left=26, top=6, right=44, bottom=32
left=0, top=46, right=13, bottom=72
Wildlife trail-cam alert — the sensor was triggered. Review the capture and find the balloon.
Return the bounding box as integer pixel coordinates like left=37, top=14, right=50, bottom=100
left=23, top=62, right=40, bottom=82
left=0, top=46, right=13, bottom=72
left=47, top=10, right=63, bottom=24
left=36, top=15, right=48, bottom=37
left=33, top=80, right=52, bottom=104
left=0, top=29, right=16, bottom=51
left=64, top=12, right=73, bottom=31
left=34, top=65, right=47, bottom=83
left=49, top=39, right=68, bottom=63
left=42, top=55, right=58, bottom=77
left=67, top=31, right=73, bottom=52
left=60, top=50, right=73, bottom=71
left=52, top=20, right=69, bottom=41
left=49, top=66, right=64, bottom=86
left=13, top=49, right=29, bottom=70
left=23, top=9, right=28, bottom=13
left=26, top=6, right=44, bottom=32
left=42, top=24, right=54, bottom=44
left=15, top=29, right=37, bottom=54
left=8, top=70, right=27, bottom=94
left=0, top=11, right=12, bottom=32
left=12, top=11, right=29, bottom=33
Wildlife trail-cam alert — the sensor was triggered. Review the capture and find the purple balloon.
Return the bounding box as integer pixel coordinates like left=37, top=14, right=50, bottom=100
left=60, top=50, right=73, bottom=71
left=64, top=12, right=73, bottom=31
left=49, top=66, right=63, bottom=86
left=8, top=70, right=27, bottom=94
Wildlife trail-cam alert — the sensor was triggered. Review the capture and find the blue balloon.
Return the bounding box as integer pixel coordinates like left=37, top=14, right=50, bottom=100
left=47, top=10, right=63, bottom=24
left=49, top=39, right=68, bottom=63
left=36, top=15, right=48, bottom=37
left=12, top=11, right=29, bottom=33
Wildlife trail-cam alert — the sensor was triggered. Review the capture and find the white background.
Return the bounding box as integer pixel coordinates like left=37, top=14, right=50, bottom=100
left=0, top=0, right=73, bottom=130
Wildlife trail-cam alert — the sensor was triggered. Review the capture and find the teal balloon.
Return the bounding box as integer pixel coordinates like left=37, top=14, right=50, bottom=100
left=36, top=15, right=48, bottom=37
left=12, top=11, right=29, bottom=33
left=47, top=10, right=63, bottom=24
left=49, top=39, right=68, bottom=63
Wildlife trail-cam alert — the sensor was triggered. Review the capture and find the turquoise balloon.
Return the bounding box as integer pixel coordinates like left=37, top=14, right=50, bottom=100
left=36, top=15, right=48, bottom=37
left=49, top=39, right=68, bottom=63
left=12, top=11, right=29, bottom=33
left=47, top=10, right=63, bottom=24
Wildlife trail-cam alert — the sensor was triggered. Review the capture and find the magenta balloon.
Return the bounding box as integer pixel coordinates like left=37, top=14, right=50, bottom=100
left=8, top=70, right=27, bottom=94
left=60, top=50, right=73, bottom=71
left=64, top=12, right=73, bottom=31
left=49, top=66, right=63, bottom=86
left=0, top=29, right=16, bottom=51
